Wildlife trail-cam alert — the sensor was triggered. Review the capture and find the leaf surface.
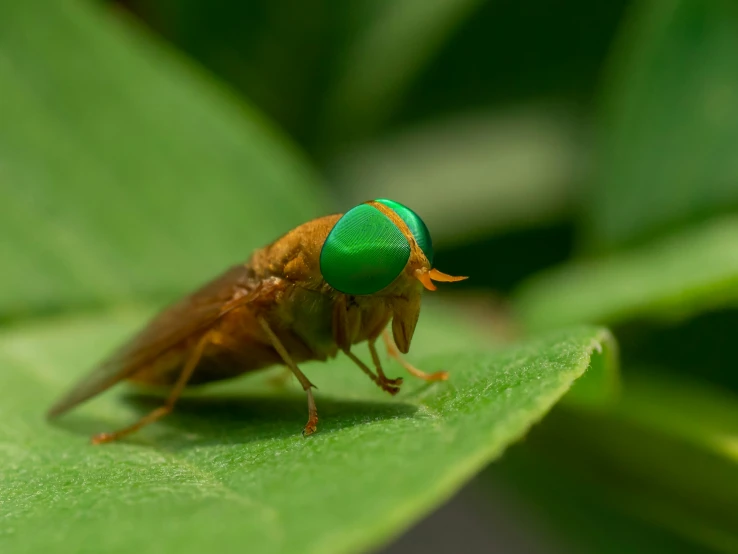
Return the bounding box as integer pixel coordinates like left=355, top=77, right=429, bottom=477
left=0, top=315, right=613, bottom=554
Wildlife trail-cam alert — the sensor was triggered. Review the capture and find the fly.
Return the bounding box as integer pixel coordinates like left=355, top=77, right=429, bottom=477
left=47, top=199, right=467, bottom=442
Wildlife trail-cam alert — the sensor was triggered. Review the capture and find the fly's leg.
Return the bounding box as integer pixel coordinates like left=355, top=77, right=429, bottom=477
left=382, top=329, right=449, bottom=382
left=258, top=317, right=319, bottom=436
left=368, top=340, right=403, bottom=388
left=332, top=296, right=399, bottom=395
left=90, top=332, right=211, bottom=444
left=344, top=350, right=401, bottom=396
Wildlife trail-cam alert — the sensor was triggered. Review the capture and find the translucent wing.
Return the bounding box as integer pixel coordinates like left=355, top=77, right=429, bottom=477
left=47, top=264, right=258, bottom=418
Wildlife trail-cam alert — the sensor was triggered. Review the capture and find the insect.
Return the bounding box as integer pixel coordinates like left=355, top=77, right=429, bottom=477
left=47, top=199, right=467, bottom=443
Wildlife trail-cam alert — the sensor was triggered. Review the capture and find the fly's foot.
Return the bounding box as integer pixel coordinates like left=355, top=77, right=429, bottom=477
left=90, top=432, right=116, bottom=445
left=302, top=416, right=318, bottom=437
left=382, top=329, right=450, bottom=383
left=418, top=370, right=449, bottom=382
left=379, top=380, right=402, bottom=396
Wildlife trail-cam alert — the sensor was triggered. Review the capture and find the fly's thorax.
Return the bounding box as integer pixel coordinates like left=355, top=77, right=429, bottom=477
left=250, top=214, right=342, bottom=291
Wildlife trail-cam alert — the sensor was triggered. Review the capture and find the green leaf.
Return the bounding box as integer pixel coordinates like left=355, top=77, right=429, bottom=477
left=518, top=405, right=738, bottom=552
left=0, top=314, right=614, bottom=554
left=497, top=370, right=738, bottom=553
left=515, top=216, right=738, bottom=331
left=606, top=370, right=738, bottom=462
left=118, top=0, right=355, bottom=150
left=0, top=0, right=327, bottom=320
left=590, top=0, right=738, bottom=247
left=491, top=438, right=735, bottom=554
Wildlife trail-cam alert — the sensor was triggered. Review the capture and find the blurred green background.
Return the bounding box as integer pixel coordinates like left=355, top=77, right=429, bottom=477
left=3, top=0, right=738, bottom=552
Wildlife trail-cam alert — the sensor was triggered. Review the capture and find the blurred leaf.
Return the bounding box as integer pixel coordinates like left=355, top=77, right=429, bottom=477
left=119, top=0, right=355, bottom=150
left=491, top=369, right=738, bottom=553
left=618, top=308, right=738, bottom=390
left=121, top=0, right=627, bottom=160
left=0, top=311, right=612, bottom=554
left=604, top=370, right=738, bottom=462
left=332, top=107, right=586, bottom=246
left=528, top=410, right=738, bottom=552
left=431, top=223, right=575, bottom=294
left=491, top=440, right=725, bottom=554
left=319, top=0, right=484, bottom=148
left=515, top=216, right=738, bottom=331
left=401, top=0, right=629, bottom=125
left=0, top=0, right=327, bottom=321
left=591, top=0, right=738, bottom=247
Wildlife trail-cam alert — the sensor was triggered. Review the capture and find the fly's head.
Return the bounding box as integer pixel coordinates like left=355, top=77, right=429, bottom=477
left=318, top=198, right=467, bottom=353
left=319, top=198, right=467, bottom=298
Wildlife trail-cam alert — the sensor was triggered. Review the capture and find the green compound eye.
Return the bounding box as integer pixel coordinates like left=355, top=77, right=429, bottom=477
left=375, top=198, right=434, bottom=266
left=320, top=204, right=410, bottom=295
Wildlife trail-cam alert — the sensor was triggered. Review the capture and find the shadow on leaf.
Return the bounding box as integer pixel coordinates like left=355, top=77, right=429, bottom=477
left=53, top=392, right=419, bottom=449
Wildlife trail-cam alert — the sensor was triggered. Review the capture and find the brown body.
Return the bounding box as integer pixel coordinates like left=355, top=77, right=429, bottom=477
left=130, top=213, right=420, bottom=387
left=48, top=202, right=465, bottom=441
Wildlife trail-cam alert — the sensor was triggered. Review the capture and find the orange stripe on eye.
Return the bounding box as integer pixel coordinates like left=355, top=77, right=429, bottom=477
left=367, top=200, right=428, bottom=265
